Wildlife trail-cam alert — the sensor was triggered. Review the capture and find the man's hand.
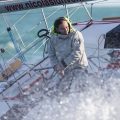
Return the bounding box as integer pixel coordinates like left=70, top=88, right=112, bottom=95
left=54, top=64, right=64, bottom=77
left=58, top=69, right=64, bottom=77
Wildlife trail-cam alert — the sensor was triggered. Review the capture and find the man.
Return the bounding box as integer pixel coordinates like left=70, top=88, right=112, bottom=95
left=48, top=17, right=88, bottom=77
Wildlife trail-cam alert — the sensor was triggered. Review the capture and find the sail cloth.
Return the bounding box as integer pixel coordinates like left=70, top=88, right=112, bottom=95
left=104, top=24, right=120, bottom=48
left=0, top=0, right=94, bottom=14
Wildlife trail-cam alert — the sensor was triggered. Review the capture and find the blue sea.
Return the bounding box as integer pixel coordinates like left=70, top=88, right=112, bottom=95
left=0, top=3, right=120, bottom=62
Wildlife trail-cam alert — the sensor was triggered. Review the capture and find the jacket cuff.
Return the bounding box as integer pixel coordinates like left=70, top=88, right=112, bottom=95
left=61, top=59, right=67, bottom=68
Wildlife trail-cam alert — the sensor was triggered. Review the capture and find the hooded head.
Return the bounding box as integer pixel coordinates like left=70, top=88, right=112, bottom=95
left=52, top=17, right=74, bottom=35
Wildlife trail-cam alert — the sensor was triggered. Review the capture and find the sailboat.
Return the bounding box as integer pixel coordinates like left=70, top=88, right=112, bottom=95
left=0, top=0, right=120, bottom=119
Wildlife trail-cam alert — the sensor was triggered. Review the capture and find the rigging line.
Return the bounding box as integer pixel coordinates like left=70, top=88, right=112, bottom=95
left=1, top=18, right=120, bottom=40
left=88, top=56, right=110, bottom=64
left=13, top=10, right=31, bottom=26
left=2, top=14, right=9, bottom=27
left=5, top=7, right=55, bottom=40
left=29, top=6, right=76, bottom=32
left=41, top=8, right=49, bottom=30
left=29, top=7, right=62, bottom=32
left=85, top=0, right=109, bottom=17
left=47, top=5, right=80, bottom=30
left=29, top=5, right=83, bottom=33
left=47, top=7, right=81, bottom=30
left=33, top=39, right=49, bottom=54
left=65, top=4, right=69, bottom=19
left=69, top=6, right=80, bottom=18
left=87, top=47, right=100, bottom=59
left=73, top=20, right=120, bottom=26
left=68, top=7, right=77, bottom=15
left=98, top=34, right=105, bottom=67
left=98, top=57, right=110, bottom=63
left=0, top=10, right=31, bottom=36
left=46, top=7, right=62, bottom=19
left=0, top=4, right=108, bottom=37
left=88, top=58, right=99, bottom=68
left=7, top=37, right=45, bottom=62
left=13, top=25, right=26, bottom=48
left=88, top=61, right=95, bottom=73
left=69, top=3, right=84, bottom=18
left=81, top=2, right=93, bottom=20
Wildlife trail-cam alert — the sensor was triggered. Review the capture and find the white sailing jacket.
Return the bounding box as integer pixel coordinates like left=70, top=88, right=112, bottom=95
left=47, top=30, right=88, bottom=69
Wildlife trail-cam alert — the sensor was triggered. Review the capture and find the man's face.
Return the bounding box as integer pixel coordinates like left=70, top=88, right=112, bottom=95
left=58, top=21, right=69, bottom=35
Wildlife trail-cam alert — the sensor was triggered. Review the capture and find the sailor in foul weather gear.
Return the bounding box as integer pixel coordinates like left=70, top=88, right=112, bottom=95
left=48, top=17, right=88, bottom=77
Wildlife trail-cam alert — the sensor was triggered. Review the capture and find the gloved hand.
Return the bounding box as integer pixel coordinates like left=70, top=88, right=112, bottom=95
left=58, top=69, right=64, bottom=77
left=54, top=64, right=64, bottom=77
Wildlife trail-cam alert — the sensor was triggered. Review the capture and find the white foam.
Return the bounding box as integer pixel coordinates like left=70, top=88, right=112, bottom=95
left=22, top=70, right=120, bottom=120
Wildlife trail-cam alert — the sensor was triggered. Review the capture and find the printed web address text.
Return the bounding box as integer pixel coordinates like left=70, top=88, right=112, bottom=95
left=4, top=0, right=81, bottom=12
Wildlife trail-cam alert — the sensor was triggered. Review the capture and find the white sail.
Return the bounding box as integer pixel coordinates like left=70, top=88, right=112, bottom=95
left=0, top=0, right=94, bottom=13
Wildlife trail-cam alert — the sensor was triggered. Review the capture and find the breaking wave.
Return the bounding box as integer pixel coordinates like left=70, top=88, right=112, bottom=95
left=21, top=70, right=120, bottom=120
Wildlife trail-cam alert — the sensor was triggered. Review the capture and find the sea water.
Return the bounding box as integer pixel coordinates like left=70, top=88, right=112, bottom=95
left=0, top=4, right=120, bottom=62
